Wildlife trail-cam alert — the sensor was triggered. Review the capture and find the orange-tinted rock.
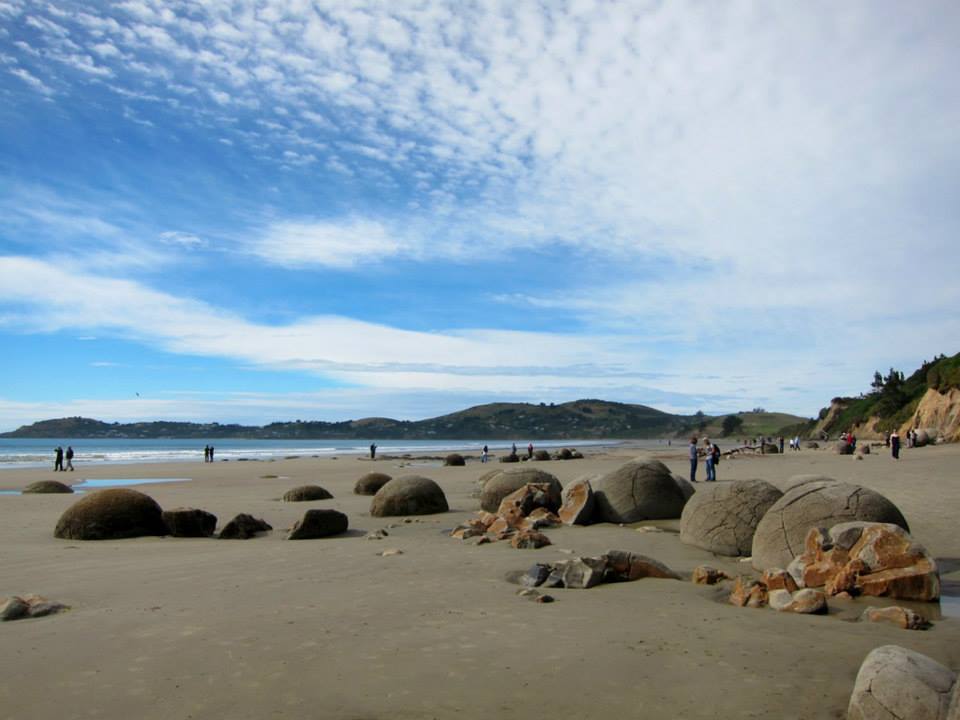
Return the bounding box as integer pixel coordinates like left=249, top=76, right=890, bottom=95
left=603, top=550, right=680, bottom=581
left=769, top=588, right=827, bottom=614
left=522, top=507, right=562, bottom=530
left=729, top=577, right=768, bottom=608
left=692, top=566, right=729, bottom=585
left=450, top=523, right=486, bottom=540
left=498, top=482, right=562, bottom=517
left=825, top=558, right=867, bottom=596
left=477, top=511, right=498, bottom=529
left=558, top=476, right=595, bottom=525
left=861, top=606, right=930, bottom=630
left=761, top=568, right=798, bottom=593
left=511, top=530, right=551, bottom=549
left=487, top=516, right=511, bottom=535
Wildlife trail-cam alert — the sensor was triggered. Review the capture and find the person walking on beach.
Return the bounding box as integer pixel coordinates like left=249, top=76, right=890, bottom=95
left=689, top=437, right=698, bottom=483
left=891, top=430, right=901, bottom=460
left=65, top=446, right=74, bottom=471
left=778, top=436, right=785, bottom=454
left=203, top=445, right=209, bottom=463
left=511, top=442, right=517, bottom=456
left=209, top=445, right=215, bottom=462
left=54, top=446, right=64, bottom=472
left=527, top=442, right=534, bottom=460
left=704, top=438, right=716, bottom=482
left=370, top=443, right=377, bottom=460
left=481, top=445, right=489, bottom=463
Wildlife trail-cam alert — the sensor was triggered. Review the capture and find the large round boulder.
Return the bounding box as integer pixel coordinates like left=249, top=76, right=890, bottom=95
left=914, top=429, right=935, bottom=447
left=370, top=475, right=449, bottom=517
left=751, top=481, right=909, bottom=570
left=848, top=645, right=955, bottom=720
left=443, top=453, right=466, bottom=466
left=680, top=479, right=783, bottom=556
left=23, top=480, right=74, bottom=494
left=776, top=474, right=839, bottom=493
left=592, top=457, right=689, bottom=523
left=282, top=485, right=333, bottom=502
left=354, top=472, right=392, bottom=496
left=54, top=488, right=167, bottom=540
left=479, top=468, right=562, bottom=513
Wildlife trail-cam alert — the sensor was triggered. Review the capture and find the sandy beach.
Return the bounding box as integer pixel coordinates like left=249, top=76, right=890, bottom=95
left=2, top=443, right=959, bottom=719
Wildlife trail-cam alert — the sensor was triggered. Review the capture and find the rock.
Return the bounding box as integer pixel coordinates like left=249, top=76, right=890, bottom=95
left=761, top=568, right=798, bottom=593
left=450, top=520, right=488, bottom=539
left=603, top=550, right=680, bottom=581
left=532, top=449, right=551, bottom=461
left=914, top=429, right=934, bottom=447
left=692, top=566, right=728, bottom=585
left=498, top=453, right=520, bottom=463
left=24, top=595, right=68, bottom=618
left=479, top=468, right=563, bottom=513
left=54, top=489, right=167, bottom=540
left=558, top=476, right=596, bottom=525
left=570, top=450, right=584, bottom=459
left=523, top=508, right=562, bottom=530
left=768, top=588, right=827, bottom=614
left=593, top=457, right=689, bottom=523
left=497, top=482, right=563, bottom=520
left=370, top=475, right=449, bottom=516
left=1, top=596, right=29, bottom=621
left=672, top=474, right=696, bottom=502
left=729, top=577, right=768, bottom=608
left=23, top=480, right=73, bottom=494
left=380, top=548, right=403, bottom=556
left=751, top=481, right=909, bottom=571
left=680, top=479, right=783, bottom=556
left=282, top=485, right=333, bottom=502
left=287, top=509, right=349, bottom=539
left=365, top=529, right=388, bottom=540
left=557, top=448, right=574, bottom=460
left=861, top=606, right=930, bottom=630
left=805, top=441, right=820, bottom=449
left=789, top=522, right=940, bottom=601
left=835, top=441, right=854, bottom=455
left=548, top=557, right=608, bottom=589
left=162, top=508, right=217, bottom=537
left=443, top=453, right=466, bottom=466
left=847, top=645, right=955, bottom=720
left=762, top=442, right=779, bottom=454
left=521, top=563, right=554, bottom=587
left=354, top=472, right=392, bottom=496
left=219, top=514, right=272, bottom=539
left=511, top=530, right=551, bottom=549
left=779, top=474, right=840, bottom=493
left=535, top=594, right=555, bottom=603
left=859, top=445, right=872, bottom=455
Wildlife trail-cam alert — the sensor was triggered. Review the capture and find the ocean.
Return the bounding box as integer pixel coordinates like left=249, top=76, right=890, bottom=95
left=0, top=437, right=639, bottom=470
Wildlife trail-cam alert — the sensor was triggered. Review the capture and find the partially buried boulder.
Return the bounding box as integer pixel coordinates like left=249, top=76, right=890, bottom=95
left=751, top=480, right=908, bottom=571
left=54, top=488, right=167, bottom=540
left=558, top=476, right=596, bottom=525
left=914, top=429, right=935, bottom=447
left=370, top=475, right=448, bottom=517
left=219, top=514, right=272, bottom=539
left=847, top=645, right=955, bottom=720
left=680, top=479, right=782, bottom=556
left=592, top=457, right=688, bottom=523
left=479, top=468, right=562, bottom=513
left=282, top=485, right=333, bottom=502
left=443, top=453, right=466, bottom=467
left=23, top=480, right=73, bottom=494
left=533, top=449, right=551, bottom=461
left=354, top=472, right=391, bottom=496
left=162, top=507, right=217, bottom=537
left=287, top=509, right=349, bottom=539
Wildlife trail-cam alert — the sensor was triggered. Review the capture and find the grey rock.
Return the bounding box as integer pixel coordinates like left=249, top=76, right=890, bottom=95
left=848, top=645, right=955, bottom=720
left=548, top=557, right=608, bottom=589
left=679, top=479, right=782, bottom=556
left=219, top=514, right=272, bottom=539
left=287, top=509, right=349, bottom=539
left=353, top=472, right=392, bottom=496
left=592, top=457, right=689, bottom=523
left=162, top=508, right=217, bottom=537
left=521, top=563, right=553, bottom=588
left=370, top=475, right=449, bottom=517
left=479, top=468, right=562, bottom=513
left=1, top=596, right=29, bottom=621
left=751, top=481, right=909, bottom=571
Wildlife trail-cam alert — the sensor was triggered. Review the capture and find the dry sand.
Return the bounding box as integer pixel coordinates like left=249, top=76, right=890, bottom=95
left=2, top=444, right=959, bottom=719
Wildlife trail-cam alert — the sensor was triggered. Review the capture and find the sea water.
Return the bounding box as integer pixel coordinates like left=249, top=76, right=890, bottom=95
left=0, top=437, right=636, bottom=469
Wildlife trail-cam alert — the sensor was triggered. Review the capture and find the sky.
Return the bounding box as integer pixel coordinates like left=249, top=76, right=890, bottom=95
left=0, top=1, right=958, bottom=431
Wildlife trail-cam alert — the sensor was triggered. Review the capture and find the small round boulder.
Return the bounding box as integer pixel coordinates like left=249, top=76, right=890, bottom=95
left=354, top=472, right=392, bottom=496
left=287, top=509, right=349, bottom=539
left=163, top=507, right=217, bottom=537
left=54, top=488, right=167, bottom=540
left=751, top=481, right=909, bottom=570
left=370, top=475, right=449, bottom=517
left=443, top=453, right=466, bottom=467
left=23, top=480, right=74, bottom=494
left=282, top=485, right=333, bottom=502
left=479, top=468, right=562, bottom=513
left=532, top=449, right=551, bottom=461
left=680, top=479, right=783, bottom=556
left=592, top=457, right=689, bottom=523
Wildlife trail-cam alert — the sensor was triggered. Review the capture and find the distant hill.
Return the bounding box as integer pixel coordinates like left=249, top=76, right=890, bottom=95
left=0, top=399, right=808, bottom=440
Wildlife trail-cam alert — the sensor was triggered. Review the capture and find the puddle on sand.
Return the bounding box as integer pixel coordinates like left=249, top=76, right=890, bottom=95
left=0, top=490, right=21, bottom=495
left=73, top=478, right=191, bottom=489
left=939, top=595, right=960, bottom=619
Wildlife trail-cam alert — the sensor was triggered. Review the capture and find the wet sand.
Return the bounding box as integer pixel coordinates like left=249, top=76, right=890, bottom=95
left=2, top=444, right=959, bottom=719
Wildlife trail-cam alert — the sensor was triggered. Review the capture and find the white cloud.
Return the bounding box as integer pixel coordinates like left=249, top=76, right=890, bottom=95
left=249, top=218, right=408, bottom=268
left=8, top=66, right=54, bottom=95
left=159, top=231, right=205, bottom=248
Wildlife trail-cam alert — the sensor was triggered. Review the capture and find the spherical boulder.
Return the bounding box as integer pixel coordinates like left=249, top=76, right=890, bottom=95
left=54, top=488, right=167, bottom=540
left=443, top=453, right=466, bottom=467
left=847, top=645, right=955, bottom=720
left=370, top=475, right=449, bottom=516
left=751, top=481, right=909, bottom=571
left=479, top=468, right=562, bottom=513
left=23, top=480, right=74, bottom=494
left=592, top=458, right=689, bottom=523
left=532, top=449, right=551, bottom=461
left=680, top=479, right=783, bottom=556
left=287, top=509, right=349, bottom=539
left=498, top=453, right=520, bottom=463
left=914, top=429, right=935, bottom=447
left=354, top=472, right=392, bottom=496
left=777, top=474, right=839, bottom=493
left=282, top=485, right=333, bottom=502
left=556, top=448, right=574, bottom=460
left=672, top=474, right=696, bottom=502
left=162, top=507, right=217, bottom=537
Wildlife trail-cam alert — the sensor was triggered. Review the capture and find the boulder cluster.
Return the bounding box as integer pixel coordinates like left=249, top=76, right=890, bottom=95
left=520, top=549, right=680, bottom=590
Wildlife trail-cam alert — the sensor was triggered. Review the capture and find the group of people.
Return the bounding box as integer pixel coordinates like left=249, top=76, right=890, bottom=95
left=689, top=436, right=721, bottom=483
left=53, top=445, right=74, bottom=471
left=202, top=445, right=215, bottom=463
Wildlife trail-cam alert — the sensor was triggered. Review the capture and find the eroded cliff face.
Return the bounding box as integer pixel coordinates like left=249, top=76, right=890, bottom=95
left=900, top=387, right=960, bottom=442
left=810, top=400, right=848, bottom=439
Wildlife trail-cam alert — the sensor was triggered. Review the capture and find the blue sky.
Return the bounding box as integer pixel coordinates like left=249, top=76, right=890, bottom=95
left=1, top=1, right=958, bottom=431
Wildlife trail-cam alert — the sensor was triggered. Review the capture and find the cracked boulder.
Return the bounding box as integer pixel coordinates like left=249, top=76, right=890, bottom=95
left=479, top=468, right=562, bottom=513
left=750, top=481, right=908, bottom=571
left=592, top=457, right=689, bottom=523
left=558, top=475, right=596, bottom=525
left=680, top=479, right=783, bottom=556
left=847, top=645, right=955, bottom=720
left=370, top=475, right=449, bottom=516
